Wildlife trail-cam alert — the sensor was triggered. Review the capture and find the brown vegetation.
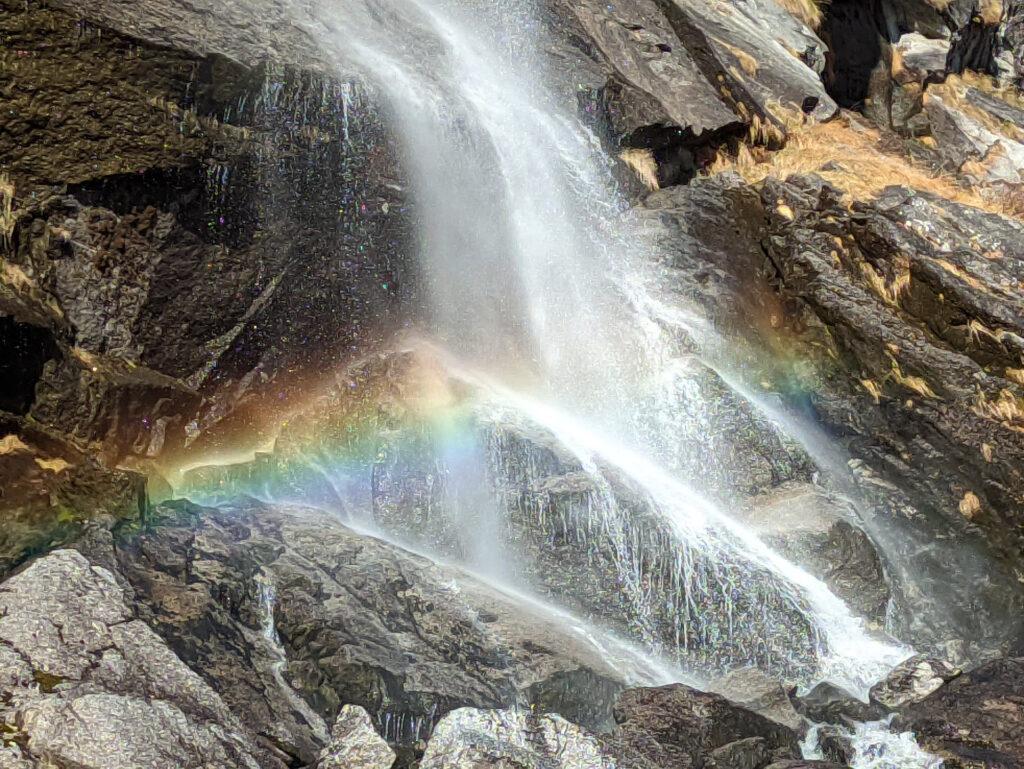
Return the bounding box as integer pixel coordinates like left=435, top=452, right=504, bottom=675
left=707, top=113, right=1022, bottom=218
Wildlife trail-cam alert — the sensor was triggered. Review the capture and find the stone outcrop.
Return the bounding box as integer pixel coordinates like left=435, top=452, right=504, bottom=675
left=758, top=174, right=1024, bottom=650
left=612, top=683, right=802, bottom=768
left=895, top=656, right=1024, bottom=768
left=0, top=549, right=287, bottom=769
left=316, top=706, right=396, bottom=769
left=112, top=498, right=645, bottom=762
left=868, top=654, right=962, bottom=710
left=419, top=708, right=653, bottom=769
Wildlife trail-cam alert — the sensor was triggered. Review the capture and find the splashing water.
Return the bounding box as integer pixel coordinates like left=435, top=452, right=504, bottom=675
left=803, top=718, right=944, bottom=769
left=225, top=0, right=916, bottom=694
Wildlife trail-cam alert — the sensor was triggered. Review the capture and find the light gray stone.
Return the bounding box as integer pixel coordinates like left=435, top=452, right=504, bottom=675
left=420, top=708, right=633, bottom=769
left=316, top=705, right=395, bottom=769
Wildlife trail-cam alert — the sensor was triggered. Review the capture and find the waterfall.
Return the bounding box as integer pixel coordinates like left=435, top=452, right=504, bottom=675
left=259, top=0, right=912, bottom=696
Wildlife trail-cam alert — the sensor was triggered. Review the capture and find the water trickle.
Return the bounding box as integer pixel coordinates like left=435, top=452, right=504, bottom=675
left=256, top=572, right=331, bottom=743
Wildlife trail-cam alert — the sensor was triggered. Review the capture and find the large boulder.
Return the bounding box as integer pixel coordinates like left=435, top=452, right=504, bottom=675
left=894, top=656, right=1024, bottom=768
left=316, top=706, right=395, bottom=769
left=612, top=684, right=802, bottom=768
left=419, top=708, right=654, bottom=769
left=792, top=682, right=886, bottom=726
left=709, top=667, right=805, bottom=733
left=0, top=549, right=286, bottom=769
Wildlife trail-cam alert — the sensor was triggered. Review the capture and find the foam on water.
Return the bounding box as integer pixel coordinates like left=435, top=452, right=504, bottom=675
left=803, top=718, right=944, bottom=769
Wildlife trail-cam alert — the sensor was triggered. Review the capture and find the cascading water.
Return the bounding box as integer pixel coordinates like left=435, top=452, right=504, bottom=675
left=191, top=0, right=917, bottom=712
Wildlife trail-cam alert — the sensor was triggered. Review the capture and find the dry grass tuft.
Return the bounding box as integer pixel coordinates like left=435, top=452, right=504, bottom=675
left=0, top=435, right=30, bottom=455
left=860, top=261, right=911, bottom=305
left=1006, top=368, right=1024, bottom=386
left=979, top=0, right=1004, bottom=25
left=0, top=174, right=14, bottom=249
left=861, top=378, right=883, bottom=403
left=705, top=113, right=1022, bottom=219
left=620, top=148, right=660, bottom=191
left=721, top=40, right=759, bottom=76
left=890, top=361, right=938, bottom=398
left=968, top=318, right=1006, bottom=343
left=776, top=0, right=824, bottom=29
left=974, top=388, right=1024, bottom=429
left=959, top=491, right=982, bottom=519
left=35, top=457, right=72, bottom=474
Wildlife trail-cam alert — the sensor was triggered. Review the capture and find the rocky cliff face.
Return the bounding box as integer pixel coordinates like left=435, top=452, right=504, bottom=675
left=3, top=0, right=1024, bottom=766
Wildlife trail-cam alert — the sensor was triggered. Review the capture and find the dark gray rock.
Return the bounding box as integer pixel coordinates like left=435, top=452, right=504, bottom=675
left=710, top=668, right=805, bottom=733
left=893, top=655, right=1024, bottom=768
left=612, top=684, right=802, bottom=768
left=710, top=736, right=772, bottom=769
left=548, top=0, right=738, bottom=139
left=815, top=726, right=855, bottom=765
left=793, top=682, right=886, bottom=726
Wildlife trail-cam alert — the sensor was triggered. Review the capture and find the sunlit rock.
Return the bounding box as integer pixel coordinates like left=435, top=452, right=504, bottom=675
left=420, top=708, right=649, bottom=769
left=868, top=655, right=960, bottom=711
left=0, top=550, right=281, bottom=769
left=316, top=705, right=395, bottom=769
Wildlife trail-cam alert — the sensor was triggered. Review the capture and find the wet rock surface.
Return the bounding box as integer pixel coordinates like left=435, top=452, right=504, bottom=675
left=793, top=682, right=886, bottom=727
left=612, top=683, right=802, bottom=768
left=758, top=174, right=1024, bottom=650
left=112, top=499, right=643, bottom=760
left=868, top=654, right=962, bottom=711
left=894, top=656, right=1024, bottom=768
left=741, top=483, right=889, bottom=624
